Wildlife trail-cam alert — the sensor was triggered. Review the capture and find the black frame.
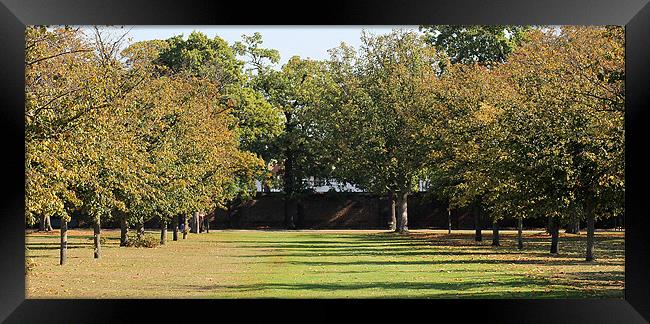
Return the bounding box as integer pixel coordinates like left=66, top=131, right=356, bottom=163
left=1, top=0, right=649, bottom=322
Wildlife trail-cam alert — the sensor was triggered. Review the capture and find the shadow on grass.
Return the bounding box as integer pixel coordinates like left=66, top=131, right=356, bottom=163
left=254, top=258, right=625, bottom=268
left=220, top=238, right=622, bottom=263
left=27, top=235, right=98, bottom=239
left=560, top=270, right=625, bottom=283
left=230, top=250, right=555, bottom=261
left=170, top=271, right=622, bottom=298
left=26, top=245, right=86, bottom=251
left=26, top=238, right=121, bottom=251
left=175, top=276, right=553, bottom=293
left=170, top=277, right=622, bottom=298
left=373, top=288, right=624, bottom=299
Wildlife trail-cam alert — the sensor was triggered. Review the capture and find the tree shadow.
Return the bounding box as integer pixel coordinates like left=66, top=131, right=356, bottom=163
left=252, top=258, right=610, bottom=267
left=173, top=276, right=553, bottom=294
left=26, top=242, right=89, bottom=250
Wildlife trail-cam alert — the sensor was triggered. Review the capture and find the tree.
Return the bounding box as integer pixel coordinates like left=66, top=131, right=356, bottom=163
left=453, top=26, right=624, bottom=256
left=501, top=26, right=624, bottom=259
left=26, top=26, right=143, bottom=262
left=26, top=26, right=267, bottom=266
left=157, top=31, right=284, bottom=157
left=26, top=26, right=91, bottom=237
left=315, top=30, right=443, bottom=233
left=249, top=56, right=336, bottom=228
left=152, top=32, right=282, bottom=225
left=123, top=34, right=270, bottom=240
left=418, top=26, right=527, bottom=242
left=425, top=61, right=505, bottom=242
left=419, top=25, right=528, bottom=67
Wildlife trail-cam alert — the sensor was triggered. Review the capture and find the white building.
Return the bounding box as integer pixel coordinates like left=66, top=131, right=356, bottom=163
left=255, top=177, right=430, bottom=193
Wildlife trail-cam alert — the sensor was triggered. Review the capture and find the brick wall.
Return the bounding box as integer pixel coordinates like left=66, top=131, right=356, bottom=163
left=209, top=192, right=554, bottom=230
left=46, top=192, right=621, bottom=230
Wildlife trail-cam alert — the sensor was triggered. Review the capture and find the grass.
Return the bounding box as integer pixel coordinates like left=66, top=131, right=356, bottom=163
left=25, top=229, right=624, bottom=298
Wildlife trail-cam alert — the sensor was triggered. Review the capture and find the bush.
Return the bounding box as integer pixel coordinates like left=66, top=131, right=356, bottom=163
left=124, top=234, right=159, bottom=248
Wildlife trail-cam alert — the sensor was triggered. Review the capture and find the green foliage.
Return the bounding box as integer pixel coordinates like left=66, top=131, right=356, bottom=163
left=25, top=26, right=135, bottom=226
left=245, top=52, right=338, bottom=195
left=233, top=32, right=281, bottom=72
left=315, top=30, right=443, bottom=196
left=151, top=31, right=284, bottom=188
left=419, top=25, right=528, bottom=66
left=157, top=31, right=245, bottom=85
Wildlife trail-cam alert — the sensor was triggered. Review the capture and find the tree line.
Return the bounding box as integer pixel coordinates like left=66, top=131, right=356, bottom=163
left=25, top=25, right=624, bottom=264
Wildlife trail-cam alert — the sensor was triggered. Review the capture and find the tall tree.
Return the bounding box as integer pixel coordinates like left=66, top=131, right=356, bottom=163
left=419, top=25, right=528, bottom=67
left=249, top=56, right=334, bottom=228
left=500, top=26, right=624, bottom=258
left=153, top=31, right=283, bottom=221
left=316, top=30, right=443, bottom=233
left=26, top=26, right=144, bottom=262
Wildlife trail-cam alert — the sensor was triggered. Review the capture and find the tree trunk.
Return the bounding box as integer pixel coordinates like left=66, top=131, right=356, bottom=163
left=44, top=214, right=53, bottom=231
left=550, top=216, right=559, bottom=254
left=120, top=214, right=129, bottom=247
left=40, top=214, right=53, bottom=231
left=60, top=218, right=68, bottom=265
left=474, top=205, right=482, bottom=242
left=586, top=197, right=596, bottom=261
left=182, top=214, right=188, bottom=239
left=160, top=218, right=167, bottom=245
left=191, top=212, right=199, bottom=233
left=226, top=204, right=233, bottom=228
left=283, top=111, right=297, bottom=230
left=204, top=215, right=210, bottom=234
left=93, top=217, right=101, bottom=259
left=172, top=215, right=179, bottom=241
left=517, top=216, right=524, bottom=250
left=136, top=216, right=145, bottom=240
left=389, top=192, right=397, bottom=231
left=492, top=220, right=500, bottom=246
left=448, top=209, right=452, bottom=234
left=396, top=192, right=409, bottom=234
left=38, top=214, right=45, bottom=231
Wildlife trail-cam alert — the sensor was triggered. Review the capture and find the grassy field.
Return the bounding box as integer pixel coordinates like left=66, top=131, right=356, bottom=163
left=25, top=229, right=624, bottom=298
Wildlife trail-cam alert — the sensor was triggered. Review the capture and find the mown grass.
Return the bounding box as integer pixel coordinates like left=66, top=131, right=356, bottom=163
left=25, top=229, right=624, bottom=298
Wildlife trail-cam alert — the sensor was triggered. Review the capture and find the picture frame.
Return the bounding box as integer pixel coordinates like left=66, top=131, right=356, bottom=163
left=1, top=0, right=648, bottom=322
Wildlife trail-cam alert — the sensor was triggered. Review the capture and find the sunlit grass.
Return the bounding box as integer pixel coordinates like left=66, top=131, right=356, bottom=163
left=26, top=229, right=624, bottom=298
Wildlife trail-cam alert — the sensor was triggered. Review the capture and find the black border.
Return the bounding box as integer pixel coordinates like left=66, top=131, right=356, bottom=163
left=1, top=0, right=649, bottom=322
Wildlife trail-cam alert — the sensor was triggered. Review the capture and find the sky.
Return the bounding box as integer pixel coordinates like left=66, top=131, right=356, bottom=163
left=112, top=25, right=419, bottom=66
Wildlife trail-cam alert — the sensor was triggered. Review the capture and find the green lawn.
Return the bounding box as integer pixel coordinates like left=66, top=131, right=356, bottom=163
left=26, top=229, right=624, bottom=298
